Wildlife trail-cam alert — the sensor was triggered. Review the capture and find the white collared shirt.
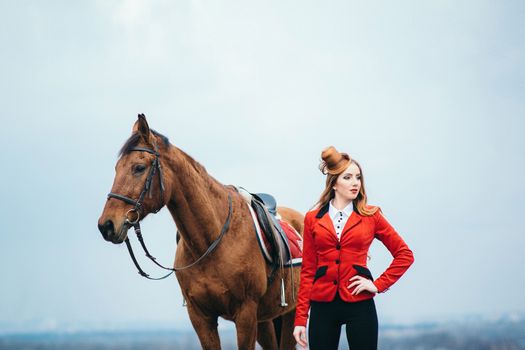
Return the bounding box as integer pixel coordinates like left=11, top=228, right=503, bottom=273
left=329, top=200, right=354, bottom=240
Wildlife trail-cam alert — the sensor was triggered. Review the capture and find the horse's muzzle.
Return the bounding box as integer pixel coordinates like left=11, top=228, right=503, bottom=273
left=98, top=219, right=127, bottom=244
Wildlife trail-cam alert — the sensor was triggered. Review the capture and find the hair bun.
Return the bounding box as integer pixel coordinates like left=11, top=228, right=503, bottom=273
left=319, top=146, right=351, bottom=175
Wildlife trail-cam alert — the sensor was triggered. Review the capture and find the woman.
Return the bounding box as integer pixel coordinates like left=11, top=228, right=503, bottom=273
left=293, top=146, right=414, bottom=350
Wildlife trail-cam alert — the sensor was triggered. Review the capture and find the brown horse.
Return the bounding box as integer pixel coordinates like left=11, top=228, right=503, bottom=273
left=97, top=115, right=303, bottom=349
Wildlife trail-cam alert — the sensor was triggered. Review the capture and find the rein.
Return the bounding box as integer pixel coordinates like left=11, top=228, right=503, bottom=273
left=107, top=143, right=233, bottom=280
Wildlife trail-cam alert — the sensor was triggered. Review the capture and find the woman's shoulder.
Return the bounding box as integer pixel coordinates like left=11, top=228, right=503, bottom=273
left=363, top=204, right=382, bottom=218
left=304, top=205, right=326, bottom=222
left=304, top=207, right=320, bottom=220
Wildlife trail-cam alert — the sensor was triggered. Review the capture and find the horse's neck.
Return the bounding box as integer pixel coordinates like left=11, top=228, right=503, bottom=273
left=163, top=146, right=231, bottom=254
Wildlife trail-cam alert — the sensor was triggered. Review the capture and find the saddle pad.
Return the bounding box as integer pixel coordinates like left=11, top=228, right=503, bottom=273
left=246, top=202, right=302, bottom=266
left=279, top=220, right=303, bottom=259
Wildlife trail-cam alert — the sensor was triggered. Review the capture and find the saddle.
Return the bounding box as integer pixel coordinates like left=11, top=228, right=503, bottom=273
left=235, top=187, right=302, bottom=269
left=235, top=186, right=303, bottom=307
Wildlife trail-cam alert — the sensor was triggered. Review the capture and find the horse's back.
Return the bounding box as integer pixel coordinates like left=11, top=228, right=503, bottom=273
left=277, top=206, right=304, bottom=236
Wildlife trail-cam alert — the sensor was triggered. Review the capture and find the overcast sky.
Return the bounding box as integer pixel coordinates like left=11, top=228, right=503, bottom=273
left=1, top=0, right=524, bottom=334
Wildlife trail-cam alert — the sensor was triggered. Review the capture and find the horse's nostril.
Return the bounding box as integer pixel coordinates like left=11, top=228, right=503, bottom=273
left=98, top=220, right=114, bottom=239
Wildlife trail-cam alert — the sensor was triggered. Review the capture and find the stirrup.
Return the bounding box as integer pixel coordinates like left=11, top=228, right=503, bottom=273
left=280, top=278, right=288, bottom=307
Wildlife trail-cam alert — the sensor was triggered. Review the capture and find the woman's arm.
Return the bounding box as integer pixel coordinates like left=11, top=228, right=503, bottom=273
left=294, top=212, right=317, bottom=327
left=372, top=208, right=415, bottom=293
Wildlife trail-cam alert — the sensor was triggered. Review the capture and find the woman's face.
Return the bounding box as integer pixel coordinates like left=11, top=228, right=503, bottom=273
left=333, top=162, right=361, bottom=202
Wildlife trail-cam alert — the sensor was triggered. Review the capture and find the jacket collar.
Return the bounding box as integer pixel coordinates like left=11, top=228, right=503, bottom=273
left=328, top=200, right=353, bottom=220
left=316, top=201, right=358, bottom=218
left=315, top=201, right=362, bottom=240
left=315, top=202, right=330, bottom=218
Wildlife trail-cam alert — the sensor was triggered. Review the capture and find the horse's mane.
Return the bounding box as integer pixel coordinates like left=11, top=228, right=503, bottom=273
left=119, top=130, right=170, bottom=156
left=177, top=148, right=224, bottom=189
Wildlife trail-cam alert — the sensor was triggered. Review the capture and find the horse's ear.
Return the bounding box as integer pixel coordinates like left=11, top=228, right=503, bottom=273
left=132, top=113, right=151, bottom=143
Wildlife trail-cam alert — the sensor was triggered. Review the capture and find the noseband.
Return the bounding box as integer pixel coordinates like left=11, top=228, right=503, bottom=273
left=106, top=143, right=233, bottom=280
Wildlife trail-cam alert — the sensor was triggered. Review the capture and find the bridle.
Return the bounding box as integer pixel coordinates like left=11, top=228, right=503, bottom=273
left=107, top=142, right=232, bottom=280
left=108, top=144, right=166, bottom=220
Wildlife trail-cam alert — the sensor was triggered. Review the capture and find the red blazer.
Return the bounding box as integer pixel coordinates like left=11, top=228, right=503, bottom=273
left=294, top=203, right=414, bottom=327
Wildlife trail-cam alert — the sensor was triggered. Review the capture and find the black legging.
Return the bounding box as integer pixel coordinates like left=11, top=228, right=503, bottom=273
left=308, top=293, right=378, bottom=350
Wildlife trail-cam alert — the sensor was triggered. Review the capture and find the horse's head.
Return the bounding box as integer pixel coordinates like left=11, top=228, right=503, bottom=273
left=98, top=114, right=170, bottom=244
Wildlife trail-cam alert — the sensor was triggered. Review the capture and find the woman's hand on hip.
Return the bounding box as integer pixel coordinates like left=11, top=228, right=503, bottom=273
left=293, top=325, right=307, bottom=348
left=348, top=275, right=378, bottom=295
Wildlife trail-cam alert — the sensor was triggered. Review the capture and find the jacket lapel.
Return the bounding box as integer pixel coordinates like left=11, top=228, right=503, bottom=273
left=316, top=204, right=338, bottom=241
left=318, top=212, right=336, bottom=235
left=340, top=211, right=362, bottom=240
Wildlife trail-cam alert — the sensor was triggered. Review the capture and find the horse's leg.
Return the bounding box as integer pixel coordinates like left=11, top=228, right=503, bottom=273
left=278, top=310, right=297, bottom=350
left=234, top=300, right=259, bottom=350
left=187, top=304, right=221, bottom=350
left=257, top=320, right=278, bottom=350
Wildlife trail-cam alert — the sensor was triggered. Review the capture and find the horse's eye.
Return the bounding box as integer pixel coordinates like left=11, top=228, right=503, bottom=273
left=133, top=164, right=146, bottom=174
